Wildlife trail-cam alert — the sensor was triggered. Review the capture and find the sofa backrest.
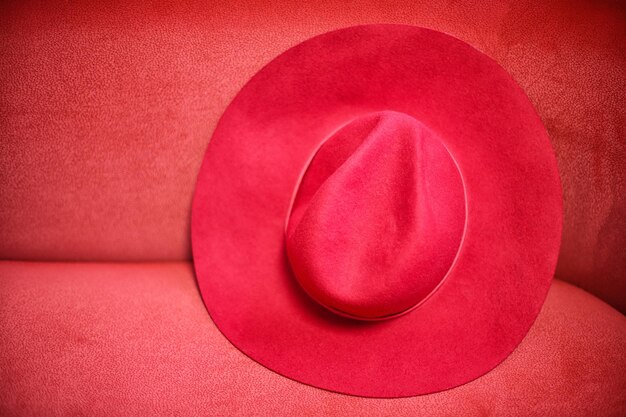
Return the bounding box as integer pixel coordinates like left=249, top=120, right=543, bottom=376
left=1, top=0, right=624, bottom=313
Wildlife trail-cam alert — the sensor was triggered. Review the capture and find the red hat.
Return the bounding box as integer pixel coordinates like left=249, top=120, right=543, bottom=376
left=192, top=24, right=562, bottom=397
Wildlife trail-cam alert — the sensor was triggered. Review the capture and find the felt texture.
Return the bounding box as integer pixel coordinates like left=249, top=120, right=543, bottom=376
left=286, top=112, right=466, bottom=319
left=192, top=25, right=562, bottom=397
left=0, top=1, right=624, bottom=315
left=1, top=261, right=625, bottom=416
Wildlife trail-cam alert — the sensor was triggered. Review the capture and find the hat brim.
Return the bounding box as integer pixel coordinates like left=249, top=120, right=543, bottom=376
left=192, top=24, right=562, bottom=397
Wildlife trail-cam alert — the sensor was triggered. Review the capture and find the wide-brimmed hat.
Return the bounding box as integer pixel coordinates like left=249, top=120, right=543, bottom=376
left=192, top=24, right=562, bottom=398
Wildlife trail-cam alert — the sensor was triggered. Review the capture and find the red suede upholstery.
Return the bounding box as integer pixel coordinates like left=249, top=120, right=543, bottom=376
left=0, top=261, right=624, bottom=416
left=0, top=1, right=624, bottom=414
left=0, top=0, right=624, bottom=313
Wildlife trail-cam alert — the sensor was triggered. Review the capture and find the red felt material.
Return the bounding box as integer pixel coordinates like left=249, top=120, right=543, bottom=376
left=1, top=261, right=625, bottom=416
left=0, top=0, right=624, bottom=314
left=192, top=25, right=562, bottom=397
left=286, top=112, right=465, bottom=319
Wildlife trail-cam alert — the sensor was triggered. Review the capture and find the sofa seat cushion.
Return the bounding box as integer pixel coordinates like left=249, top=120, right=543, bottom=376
left=0, top=261, right=624, bottom=416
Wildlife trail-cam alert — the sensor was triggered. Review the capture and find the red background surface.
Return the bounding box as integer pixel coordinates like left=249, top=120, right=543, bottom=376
left=0, top=1, right=625, bottom=415
left=1, top=261, right=625, bottom=416
left=0, top=0, right=625, bottom=313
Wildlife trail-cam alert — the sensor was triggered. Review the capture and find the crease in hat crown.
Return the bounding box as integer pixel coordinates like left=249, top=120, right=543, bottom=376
left=285, top=111, right=467, bottom=321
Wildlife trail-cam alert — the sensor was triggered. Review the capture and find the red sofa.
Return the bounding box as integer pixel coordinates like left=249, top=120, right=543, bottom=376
left=1, top=1, right=625, bottom=416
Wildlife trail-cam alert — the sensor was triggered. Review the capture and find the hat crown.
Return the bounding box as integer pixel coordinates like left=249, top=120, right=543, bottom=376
left=286, top=111, right=466, bottom=320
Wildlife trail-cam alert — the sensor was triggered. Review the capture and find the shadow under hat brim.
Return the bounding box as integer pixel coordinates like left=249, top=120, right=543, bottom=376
left=191, top=24, right=562, bottom=397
